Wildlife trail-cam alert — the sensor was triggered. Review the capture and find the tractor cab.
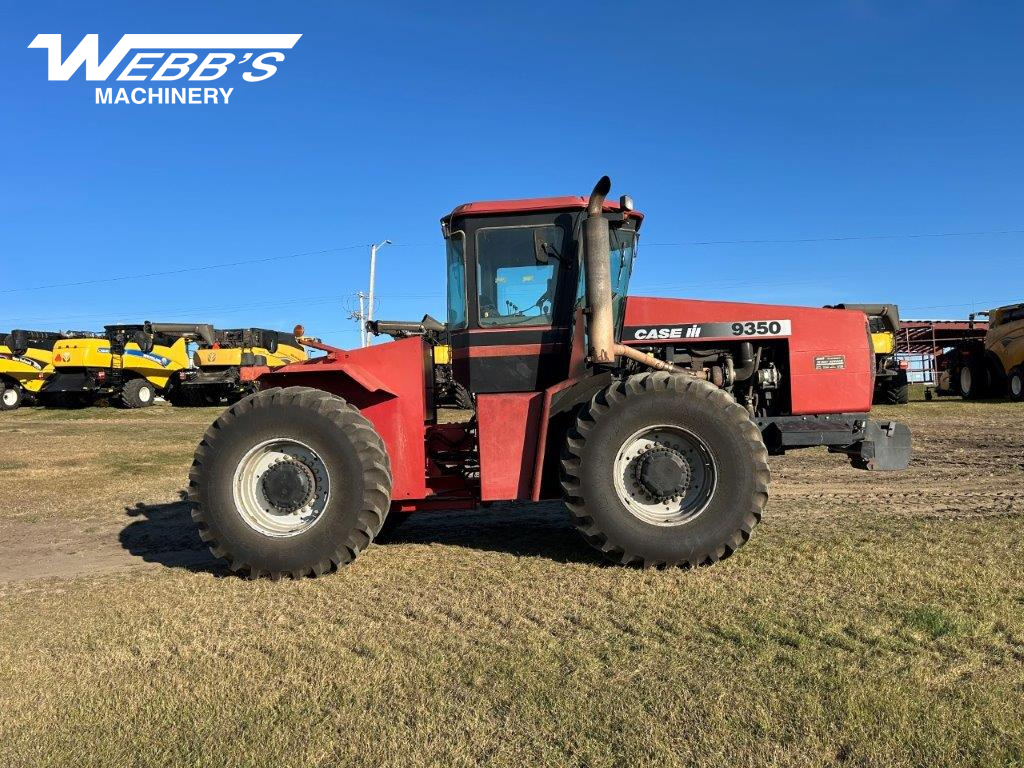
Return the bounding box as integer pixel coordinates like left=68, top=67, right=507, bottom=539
left=440, top=193, right=642, bottom=394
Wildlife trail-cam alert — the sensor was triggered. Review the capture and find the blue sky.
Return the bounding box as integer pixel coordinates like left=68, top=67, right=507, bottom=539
left=2, top=1, right=1022, bottom=344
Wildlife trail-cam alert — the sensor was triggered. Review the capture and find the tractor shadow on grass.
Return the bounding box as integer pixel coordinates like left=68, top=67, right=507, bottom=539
left=119, top=495, right=603, bottom=571
left=119, top=492, right=227, bottom=575
left=376, top=501, right=607, bottom=565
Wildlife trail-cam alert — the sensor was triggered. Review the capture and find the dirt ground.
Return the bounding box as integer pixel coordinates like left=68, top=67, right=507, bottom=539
left=0, top=398, right=1022, bottom=767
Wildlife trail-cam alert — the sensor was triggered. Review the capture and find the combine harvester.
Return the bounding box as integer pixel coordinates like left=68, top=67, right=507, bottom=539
left=187, top=177, right=912, bottom=578
left=937, top=302, right=1024, bottom=400
left=0, top=329, right=68, bottom=410
left=829, top=304, right=908, bottom=404
left=39, top=324, right=193, bottom=408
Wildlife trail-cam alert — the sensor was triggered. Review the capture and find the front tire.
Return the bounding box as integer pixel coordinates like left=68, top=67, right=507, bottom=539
left=560, top=373, right=770, bottom=568
left=120, top=378, right=156, bottom=408
left=0, top=384, right=23, bottom=411
left=188, top=387, right=393, bottom=579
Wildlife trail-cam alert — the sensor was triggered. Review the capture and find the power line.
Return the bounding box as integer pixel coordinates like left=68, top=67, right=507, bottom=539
left=0, top=244, right=370, bottom=295
left=643, top=228, right=1024, bottom=247
left=365, top=229, right=1024, bottom=249
left=5, top=226, right=1022, bottom=296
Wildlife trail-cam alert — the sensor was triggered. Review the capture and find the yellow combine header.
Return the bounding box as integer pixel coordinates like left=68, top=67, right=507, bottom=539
left=169, top=327, right=308, bottom=406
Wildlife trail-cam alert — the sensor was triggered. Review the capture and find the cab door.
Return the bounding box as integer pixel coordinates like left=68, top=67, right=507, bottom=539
left=448, top=213, right=578, bottom=394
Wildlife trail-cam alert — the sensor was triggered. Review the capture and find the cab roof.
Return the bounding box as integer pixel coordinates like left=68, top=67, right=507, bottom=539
left=443, top=195, right=644, bottom=227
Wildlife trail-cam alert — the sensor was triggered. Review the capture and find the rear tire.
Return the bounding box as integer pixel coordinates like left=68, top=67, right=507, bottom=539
left=959, top=363, right=989, bottom=399
left=0, top=384, right=23, bottom=411
left=877, top=372, right=909, bottom=405
left=120, top=378, right=156, bottom=408
left=188, top=387, right=393, bottom=579
left=560, top=373, right=770, bottom=568
left=453, top=382, right=475, bottom=411
left=1009, top=367, right=1024, bottom=401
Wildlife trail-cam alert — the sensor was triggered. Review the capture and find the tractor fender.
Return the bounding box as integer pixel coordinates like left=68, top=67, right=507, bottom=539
left=529, top=371, right=614, bottom=501
left=247, top=359, right=396, bottom=399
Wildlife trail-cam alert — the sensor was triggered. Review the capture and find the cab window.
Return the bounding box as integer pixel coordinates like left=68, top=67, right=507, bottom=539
left=446, top=232, right=467, bottom=330
left=476, top=225, right=566, bottom=327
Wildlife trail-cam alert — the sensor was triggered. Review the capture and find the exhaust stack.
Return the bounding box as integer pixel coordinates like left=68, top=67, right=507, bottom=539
left=583, top=176, right=615, bottom=364
left=582, top=176, right=676, bottom=373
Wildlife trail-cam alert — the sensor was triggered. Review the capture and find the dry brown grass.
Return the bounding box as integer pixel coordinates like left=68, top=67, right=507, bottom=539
left=0, top=400, right=1022, bottom=767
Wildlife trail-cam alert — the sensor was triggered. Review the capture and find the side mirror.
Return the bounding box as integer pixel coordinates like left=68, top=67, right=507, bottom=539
left=533, top=230, right=549, bottom=264
left=533, top=230, right=563, bottom=266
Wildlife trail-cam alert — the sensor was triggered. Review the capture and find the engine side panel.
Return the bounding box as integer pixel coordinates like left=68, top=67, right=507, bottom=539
left=622, top=297, right=873, bottom=414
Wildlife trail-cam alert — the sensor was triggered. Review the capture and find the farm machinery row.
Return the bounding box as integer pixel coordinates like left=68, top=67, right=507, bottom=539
left=0, top=324, right=306, bottom=410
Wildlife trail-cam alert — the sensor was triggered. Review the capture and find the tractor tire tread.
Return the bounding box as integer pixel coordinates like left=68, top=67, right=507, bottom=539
left=188, top=386, right=392, bottom=579
left=120, top=378, right=156, bottom=409
left=560, top=372, right=769, bottom=568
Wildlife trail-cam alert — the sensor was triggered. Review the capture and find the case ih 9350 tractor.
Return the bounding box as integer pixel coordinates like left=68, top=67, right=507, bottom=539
left=188, top=177, right=911, bottom=578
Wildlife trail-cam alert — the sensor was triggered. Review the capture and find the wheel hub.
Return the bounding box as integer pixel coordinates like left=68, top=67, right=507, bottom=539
left=260, top=459, right=316, bottom=514
left=633, top=447, right=691, bottom=502
left=613, top=425, right=718, bottom=526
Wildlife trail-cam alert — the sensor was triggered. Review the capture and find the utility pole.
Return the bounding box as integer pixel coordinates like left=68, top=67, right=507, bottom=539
left=348, top=291, right=369, bottom=347
left=366, top=239, right=392, bottom=346
left=357, top=291, right=367, bottom=347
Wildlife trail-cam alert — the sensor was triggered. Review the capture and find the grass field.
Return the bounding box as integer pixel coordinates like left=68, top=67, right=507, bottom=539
left=0, top=399, right=1022, bottom=767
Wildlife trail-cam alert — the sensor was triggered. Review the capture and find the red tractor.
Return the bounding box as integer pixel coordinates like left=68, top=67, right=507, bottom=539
left=188, top=177, right=911, bottom=578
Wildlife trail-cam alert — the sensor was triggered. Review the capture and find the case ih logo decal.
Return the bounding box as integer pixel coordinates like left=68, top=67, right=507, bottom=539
left=627, top=320, right=792, bottom=342
left=28, top=34, right=301, bottom=105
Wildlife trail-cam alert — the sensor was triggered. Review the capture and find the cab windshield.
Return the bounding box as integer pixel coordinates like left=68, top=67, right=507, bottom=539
left=476, top=225, right=567, bottom=327
left=609, top=228, right=637, bottom=326
left=577, top=227, right=637, bottom=328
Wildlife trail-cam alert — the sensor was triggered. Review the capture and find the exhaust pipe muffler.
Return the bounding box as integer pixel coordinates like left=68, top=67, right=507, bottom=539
left=583, top=176, right=615, bottom=365
left=582, top=176, right=675, bottom=373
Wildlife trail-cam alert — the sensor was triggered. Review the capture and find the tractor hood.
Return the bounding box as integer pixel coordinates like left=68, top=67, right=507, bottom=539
left=621, top=296, right=868, bottom=347
left=621, top=296, right=875, bottom=415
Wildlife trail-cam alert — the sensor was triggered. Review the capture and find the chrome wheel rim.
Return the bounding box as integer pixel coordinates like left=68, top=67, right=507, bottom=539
left=231, top=438, right=330, bottom=537
left=612, top=424, right=717, bottom=526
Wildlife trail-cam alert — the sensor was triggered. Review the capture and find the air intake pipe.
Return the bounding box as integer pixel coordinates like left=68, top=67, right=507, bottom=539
left=582, top=176, right=675, bottom=373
